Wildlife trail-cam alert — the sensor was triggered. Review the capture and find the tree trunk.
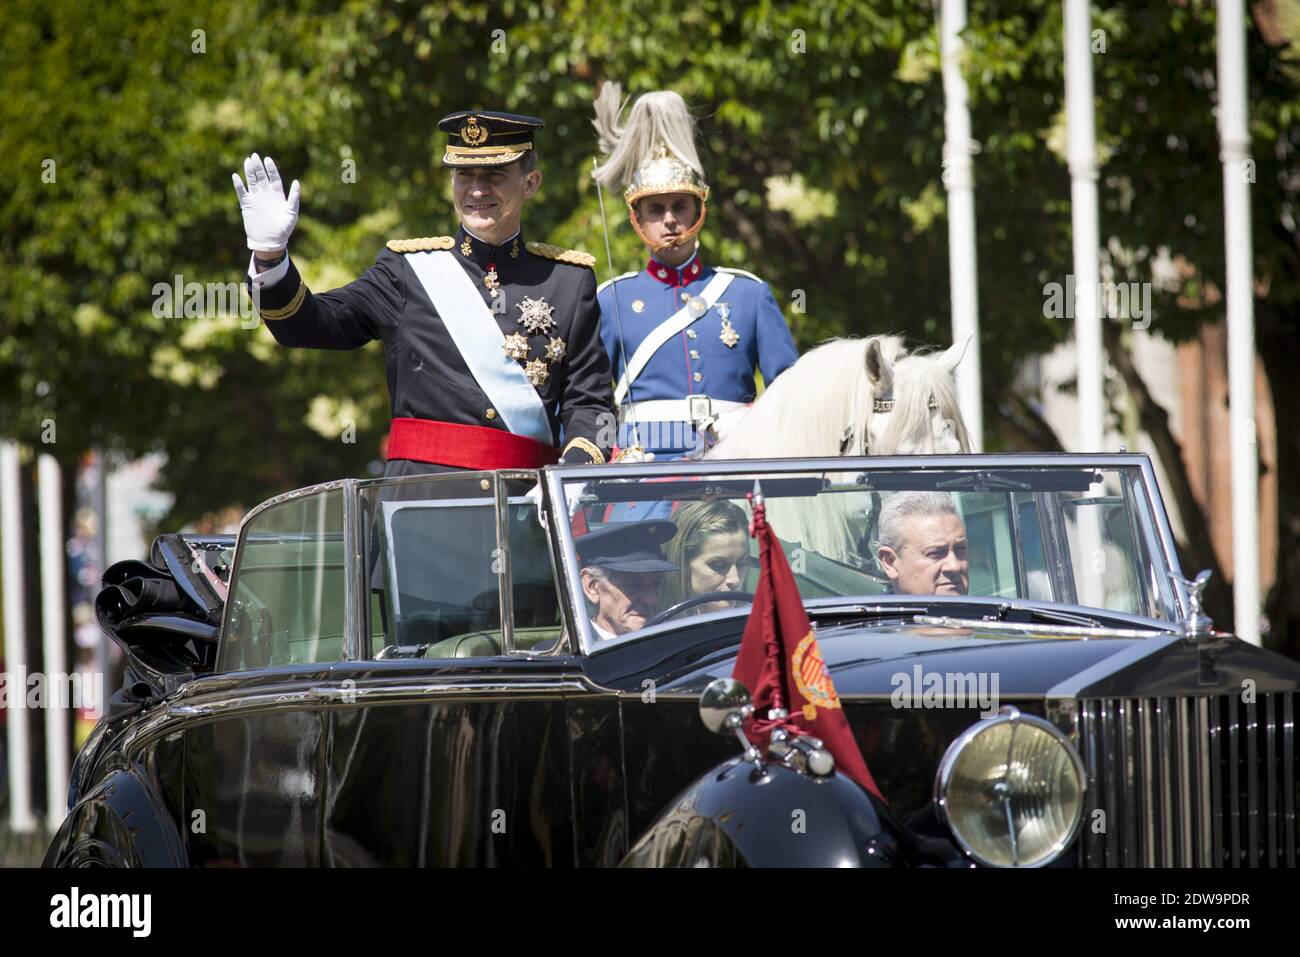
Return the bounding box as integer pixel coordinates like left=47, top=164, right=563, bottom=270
left=1257, top=297, right=1300, bottom=657
left=985, top=387, right=1067, bottom=452
left=1102, top=321, right=1234, bottom=628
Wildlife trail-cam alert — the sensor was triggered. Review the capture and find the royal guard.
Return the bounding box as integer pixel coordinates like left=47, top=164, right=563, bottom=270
left=592, top=84, right=799, bottom=460
left=233, top=111, right=613, bottom=475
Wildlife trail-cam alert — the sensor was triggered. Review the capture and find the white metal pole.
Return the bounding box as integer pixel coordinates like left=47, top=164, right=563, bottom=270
left=38, top=454, right=70, bottom=824
left=1064, top=0, right=1104, bottom=452
left=1217, top=0, right=1260, bottom=645
left=0, top=441, right=37, bottom=833
left=939, top=0, right=984, bottom=451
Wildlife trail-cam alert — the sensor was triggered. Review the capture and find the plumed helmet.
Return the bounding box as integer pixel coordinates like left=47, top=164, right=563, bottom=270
left=592, top=84, right=710, bottom=250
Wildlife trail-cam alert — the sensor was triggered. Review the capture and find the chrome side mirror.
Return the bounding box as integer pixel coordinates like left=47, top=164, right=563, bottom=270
left=699, top=678, right=765, bottom=770
left=699, top=678, right=753, bottom=735
left=1180, top=569, right=1214, bottom=638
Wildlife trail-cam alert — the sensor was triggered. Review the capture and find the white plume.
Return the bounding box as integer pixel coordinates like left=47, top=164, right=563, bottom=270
left=592, top=82, right=703, bottom=191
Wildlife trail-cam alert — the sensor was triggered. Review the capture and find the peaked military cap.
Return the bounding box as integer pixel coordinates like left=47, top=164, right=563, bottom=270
left=576, top=521, right=678, bottom=573
left=439, top=110, right=543, bottom=167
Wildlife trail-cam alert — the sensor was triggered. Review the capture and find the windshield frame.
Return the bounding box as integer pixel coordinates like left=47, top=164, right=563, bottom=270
left=545, top=453, right=1190, bottom=656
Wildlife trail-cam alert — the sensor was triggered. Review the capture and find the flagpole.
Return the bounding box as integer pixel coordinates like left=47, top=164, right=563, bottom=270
left=1216, top=0, right=1260, bottom=646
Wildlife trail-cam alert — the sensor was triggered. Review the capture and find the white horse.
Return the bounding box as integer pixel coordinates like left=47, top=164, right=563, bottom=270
left=706, top=335, right=973, bottom=564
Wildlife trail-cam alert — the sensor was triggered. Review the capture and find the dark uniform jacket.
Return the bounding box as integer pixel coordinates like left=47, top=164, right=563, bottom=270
left=249, top=224, right=614, bottom=474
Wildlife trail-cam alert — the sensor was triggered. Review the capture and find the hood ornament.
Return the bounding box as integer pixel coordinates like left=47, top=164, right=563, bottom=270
left=1180, top=569, right=1214, bottom=638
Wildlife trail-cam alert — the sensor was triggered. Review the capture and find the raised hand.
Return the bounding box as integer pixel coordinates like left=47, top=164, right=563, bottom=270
left=232, top=152, right=300, bottom=253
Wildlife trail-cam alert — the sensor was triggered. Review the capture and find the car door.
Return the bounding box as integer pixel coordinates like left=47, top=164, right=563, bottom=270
left=181, top=483, right=348, bottom=866
left=317, top=472, right=580, bottom=866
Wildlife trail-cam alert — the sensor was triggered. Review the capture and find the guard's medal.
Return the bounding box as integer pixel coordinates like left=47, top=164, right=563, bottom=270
left=717, top=302, right=739, bottom=348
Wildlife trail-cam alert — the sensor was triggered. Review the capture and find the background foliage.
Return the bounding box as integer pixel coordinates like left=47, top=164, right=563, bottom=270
left=2, top=0, right=1298, bottom=649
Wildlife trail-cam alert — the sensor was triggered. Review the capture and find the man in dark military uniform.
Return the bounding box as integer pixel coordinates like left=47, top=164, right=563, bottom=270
left=232, top=110, right=613, bottom=475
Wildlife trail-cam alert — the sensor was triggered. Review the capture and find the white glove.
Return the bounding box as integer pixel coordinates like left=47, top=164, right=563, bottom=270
left=231, top=153, right=300, bottom=252
left=612, top=446, right=656, bottom=463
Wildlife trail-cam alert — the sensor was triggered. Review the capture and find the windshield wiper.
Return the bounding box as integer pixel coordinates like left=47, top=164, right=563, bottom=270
left=806, top=601, right=930, bottom=622
left=984, top=602, right=1103, bottom=628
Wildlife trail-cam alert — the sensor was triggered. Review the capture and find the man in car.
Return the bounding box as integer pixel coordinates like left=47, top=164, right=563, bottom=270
left=875, top=492, right=969, bottom=596
left=577, top=520, right=678, bottom=640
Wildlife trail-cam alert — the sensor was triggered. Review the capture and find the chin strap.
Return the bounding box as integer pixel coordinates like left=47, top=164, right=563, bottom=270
left=628, top=201, right=708, bottom=254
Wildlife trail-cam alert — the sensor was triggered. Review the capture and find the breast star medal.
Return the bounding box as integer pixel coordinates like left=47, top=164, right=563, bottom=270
left=503, top=332, right=529, bottom=360
left=717, top=303, right=739, bottom=348
left=545, top=337, right=565, bottom=362
left=523, top=358, right=549, bottom=387
left=516, top=296, right=556, bottom=335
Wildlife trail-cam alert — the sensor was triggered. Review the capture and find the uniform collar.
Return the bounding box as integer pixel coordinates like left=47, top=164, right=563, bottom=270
left=645, top=247, right=703, bottom=287
left=456, top=223, right=524, bottom=268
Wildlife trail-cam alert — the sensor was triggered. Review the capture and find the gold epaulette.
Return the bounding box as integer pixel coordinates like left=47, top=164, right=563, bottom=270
left=526, top=241, right=596, bottom=268
left=385, top=236, right=455, bottom=253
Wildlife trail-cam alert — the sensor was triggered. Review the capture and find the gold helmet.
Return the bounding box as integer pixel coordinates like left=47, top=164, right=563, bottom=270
left=593, top=84, right=709, bottom=252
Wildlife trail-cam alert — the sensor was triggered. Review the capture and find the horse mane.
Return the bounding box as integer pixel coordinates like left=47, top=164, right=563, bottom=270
left=710, top=335, right=907, bottom=459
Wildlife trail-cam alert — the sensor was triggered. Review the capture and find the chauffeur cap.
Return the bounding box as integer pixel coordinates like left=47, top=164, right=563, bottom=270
left=438, top=110, right=543, bottom=167
left=576, top=521, right=679, bottom=573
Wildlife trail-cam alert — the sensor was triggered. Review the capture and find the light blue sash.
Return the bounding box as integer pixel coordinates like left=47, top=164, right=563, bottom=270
left=405, top=250, right=553, bottom=445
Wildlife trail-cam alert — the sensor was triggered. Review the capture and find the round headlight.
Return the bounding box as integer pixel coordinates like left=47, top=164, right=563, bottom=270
left=935, top=706, right=1086, bottom=867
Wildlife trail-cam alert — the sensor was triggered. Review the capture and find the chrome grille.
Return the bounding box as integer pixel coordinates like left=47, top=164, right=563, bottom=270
left=1077, top=694, right=1298, bottom=867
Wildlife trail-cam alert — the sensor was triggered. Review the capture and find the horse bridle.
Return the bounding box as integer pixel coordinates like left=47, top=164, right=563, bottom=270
left=839, top=395, right=940, bottom=455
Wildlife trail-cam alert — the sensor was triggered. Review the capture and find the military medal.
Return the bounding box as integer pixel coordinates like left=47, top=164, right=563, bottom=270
left=503, top=332, right=529, bottom=360
left=545, top=337, right=566, bottom=363
left=523, top=358, right=549, bottom=386
left=483, top=264, right=501, bottom=294
left=717, top=303, right=739, bottom=348
left=719, top=319, right=740, bottom=348
left=516, top=296, right=556, bottom=335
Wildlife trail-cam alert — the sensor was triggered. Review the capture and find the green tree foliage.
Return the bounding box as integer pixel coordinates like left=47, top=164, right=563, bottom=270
left=2, top=0, right=1298, bottom=646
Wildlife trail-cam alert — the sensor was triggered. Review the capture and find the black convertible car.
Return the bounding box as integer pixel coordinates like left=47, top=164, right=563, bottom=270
left=44, top=454, right=1300, bottom=867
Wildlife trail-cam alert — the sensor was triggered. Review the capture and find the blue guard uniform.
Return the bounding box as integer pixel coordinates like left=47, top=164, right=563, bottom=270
left=597, top=251, right=798, bottom=458
left=590, top=83, right=799, bottom=460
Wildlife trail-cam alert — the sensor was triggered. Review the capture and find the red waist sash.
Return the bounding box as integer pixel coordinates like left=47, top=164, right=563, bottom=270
left=387, top=418, right=559, bottom=470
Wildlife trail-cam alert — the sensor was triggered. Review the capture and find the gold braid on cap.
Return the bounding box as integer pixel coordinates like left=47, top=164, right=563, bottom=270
left=592, top=84, right=709, bottom=252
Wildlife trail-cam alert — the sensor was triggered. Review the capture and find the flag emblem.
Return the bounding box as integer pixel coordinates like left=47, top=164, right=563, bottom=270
left=792, top=631, right=841, bottom=720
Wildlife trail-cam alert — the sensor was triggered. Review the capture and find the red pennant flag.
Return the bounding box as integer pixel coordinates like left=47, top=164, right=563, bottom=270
left=732, top=486, right=885, bottom=802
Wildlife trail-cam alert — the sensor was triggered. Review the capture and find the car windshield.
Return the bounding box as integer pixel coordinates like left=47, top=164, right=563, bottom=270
left=557, top=462, right=1178, bottom=650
